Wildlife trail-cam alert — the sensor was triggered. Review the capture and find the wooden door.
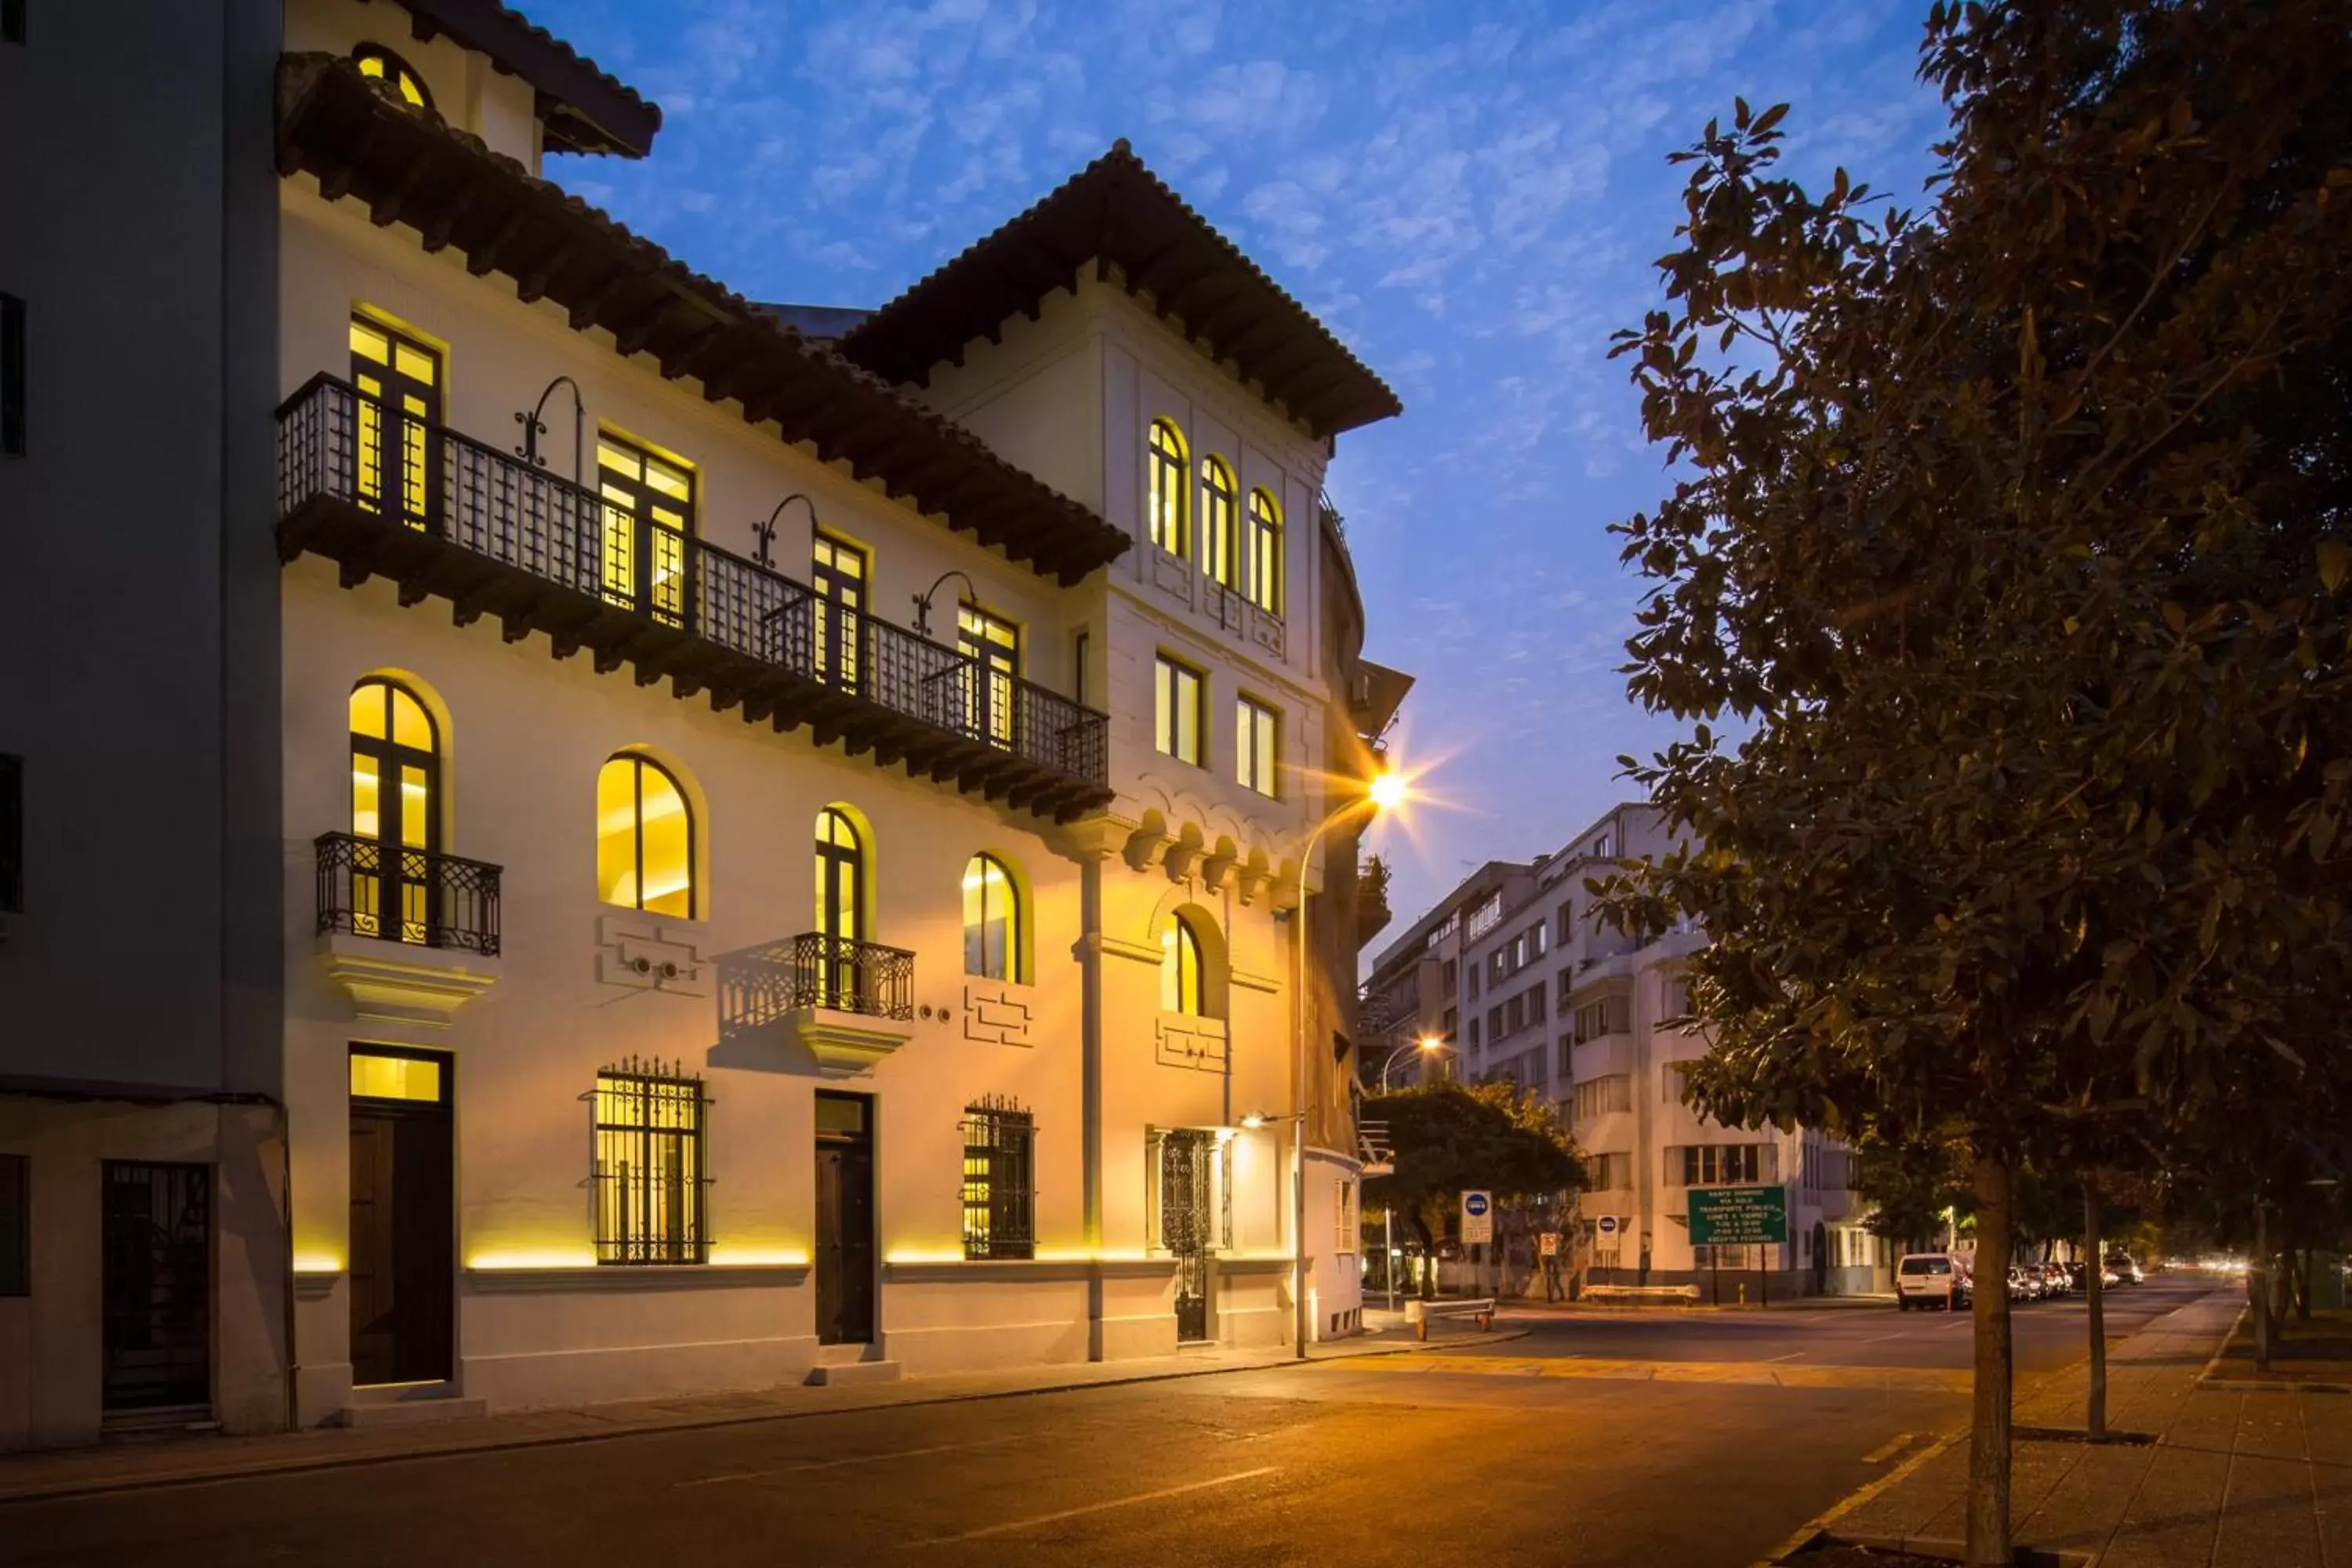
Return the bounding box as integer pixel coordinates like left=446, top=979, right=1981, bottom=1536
left=349, top=1050, right=454, bottom=1386
left=815, top=1094, right=875, bottom=1345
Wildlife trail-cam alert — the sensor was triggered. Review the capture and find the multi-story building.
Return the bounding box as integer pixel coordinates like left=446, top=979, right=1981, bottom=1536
left=1359, top=859, right=1533, bottom=1091
left=1382, top=805, right=1882, bottom=1296
left=1, top=0, right=1406, bottom=1448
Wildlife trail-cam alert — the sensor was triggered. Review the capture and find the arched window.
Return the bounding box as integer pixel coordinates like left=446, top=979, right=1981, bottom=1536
left=963, top=854, right=1022, bottom=982
left=1247, top=488, right=1283, bottom=615
left=349, top=678, right=439, bottom=943
left=814, top=808, right=869, bottom=1009
left=597, top=755, right=695, bottom=917
left=1200, top=457, right=1238, bottom=588
left=353, top=44, right=432, bottom=111
left=1161, top=913, right=1204, bottom=1015
left=1147, top=419, right=1188, bottom=556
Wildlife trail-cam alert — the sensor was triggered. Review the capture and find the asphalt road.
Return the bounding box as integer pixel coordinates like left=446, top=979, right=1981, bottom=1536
left=0, top=1278, right=2206, bottom=1568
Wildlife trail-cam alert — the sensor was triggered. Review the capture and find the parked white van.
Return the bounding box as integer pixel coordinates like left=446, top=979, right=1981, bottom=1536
left=1896, top=1252, right=1973, bottom=1310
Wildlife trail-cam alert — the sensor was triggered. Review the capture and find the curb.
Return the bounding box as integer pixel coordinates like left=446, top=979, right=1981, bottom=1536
left=1751, top=1432, right=1959, bottom=1568
left=2190, top=1302, right=2352, bottom=1392
left=0, top=1330, right=1526, bottom=1508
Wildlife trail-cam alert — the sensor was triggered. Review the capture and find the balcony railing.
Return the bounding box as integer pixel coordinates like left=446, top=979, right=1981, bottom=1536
left=276, top=375, right=1110, bottom=802
left=316, top=831, right=501, bottom=956
left=784, top=932, right=916, bottom=1021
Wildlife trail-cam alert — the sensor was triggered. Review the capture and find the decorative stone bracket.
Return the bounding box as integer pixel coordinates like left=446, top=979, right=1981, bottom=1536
left=317, top=932, right=499, bottom=1028
left=789, top=1008, right=916, bottom=1077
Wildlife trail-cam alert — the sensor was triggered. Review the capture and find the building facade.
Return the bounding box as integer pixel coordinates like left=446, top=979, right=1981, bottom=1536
left=1377, top=806, right=1884, bottom=1297
left=1, top=0, right=1406, bottom=1447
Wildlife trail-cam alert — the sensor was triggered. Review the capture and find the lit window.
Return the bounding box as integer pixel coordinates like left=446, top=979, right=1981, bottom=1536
left=1147, top=419, right=1188, bottom=555
left=349, top=678, right=439, bottom=943
left=593, top=1062, right=709, bottom=1265
left=353, top=44, right=432, bottom=111
left=350, top=1049, right=445, bottom=1104
left=1236, top=695, right=1277, bottom=797
left=958, top=604, right=1020, bottom=749
left=349, top=314, right=441, bottom=532
left=1161, top=914, right=1203, bottom=1015
left=1247, top=488, right=1283, bottom=615
left=597, top=433, right=695, bottom=627
left=597, top=755, right=695, bottom=917
left=963, top=854, right=1021, bottom=982
left=1154, top=655, right=1203, bottom=766
left=811, top=532, right=867, bottom=692
left=1200, top=456, right=1238, bottom=587
left=962, top=1096, right=1036, bottom=1261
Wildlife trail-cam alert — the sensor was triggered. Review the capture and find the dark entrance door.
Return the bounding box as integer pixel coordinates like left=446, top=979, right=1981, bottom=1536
left=349, top=1047, right=455, bottom=1386
left=815, top=1091, right=876, bottom=1345
left=1160, top=1130, right=1214, bottom=1344
left=100, top=1162, right=212, bottom=1413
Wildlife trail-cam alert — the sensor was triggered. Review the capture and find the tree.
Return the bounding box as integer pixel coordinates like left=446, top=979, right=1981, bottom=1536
left=1360, top=1081, right=1583, bottom=1298
left=1604, top=2, right=2352, bottom=1559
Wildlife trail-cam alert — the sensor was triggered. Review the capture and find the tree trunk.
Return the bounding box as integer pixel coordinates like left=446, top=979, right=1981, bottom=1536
left=2254, top=1203, right=2273, bottom=1374
left=2084, top=1177, right=2106, bottom=1439
left=1967, top=1152, right=2015, bottom=1567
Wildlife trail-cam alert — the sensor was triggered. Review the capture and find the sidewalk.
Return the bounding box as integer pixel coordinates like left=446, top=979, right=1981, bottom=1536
left=1780, top=1287, right=2349, bottom=1566
left=0, top=1323, right=1509, bottom=1508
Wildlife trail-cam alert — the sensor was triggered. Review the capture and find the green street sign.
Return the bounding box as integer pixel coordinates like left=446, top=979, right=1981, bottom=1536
left=1686, top=1185, right=1788, bottom=1247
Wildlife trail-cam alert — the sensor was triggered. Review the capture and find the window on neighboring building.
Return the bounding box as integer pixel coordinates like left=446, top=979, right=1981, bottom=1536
left=1589, top=1152, right=1632, bottom=1190
left=1236, top=695, right=1277, bottom=797
left=1669, top=1144, right=1773, bottom=1186
left=1443, top=1007, right=1457, bottom=1038
left=0, top=1153, right=25, bottom=1297
left=961, top=1096, right=1035, bottom=1260
left=1334, top=1177, right=1358, bottom=1255
left=1573, top=993, right=1632, bottom=1043
left=1531, top=922, right=1547, bottom=958
left=1200, top=456, right=1238, bottom=587
left=1556, top=899, right=1574, bottom=947
left=1504, top=996, right=1524, bottom=1034
left=593, top=1061, right=709, bottom=1265
left=1661, top=972, right=1693, bottom=1022
left=1154, top=655, right=1203, bottom=766
left=1557, top=1036, right=1574, bottom=1079
left=353, top=42, right=432, bottom=110
left=1528, top=987, right=1548, bottom=1024
left=349, top=678, right=441, bottom=943
left=1440, top=959, right=1457, bottom=993
left=1161, top=913, right=1204, bottom=1014
left=1664, top=1060, right=1694, bottom=1104
left=1574, top=1075, right=1632, bottom=1122
left=596, top=433, right=695, bottom=626
left=1466, top=966, right=1480, bottom=1000
left=0, top=753, right=18, bottom=914
left=1486, top=1004, right=1502, bottom=1039
left=1147, top=418, right=1188, bottom=555
left=1466, top=1017, right=1481, bottom=1049
left=958, top=603, right=1020, bottom=749
left=349, top=312, right=441, bottom=532
left=0, top=293, right=23, bottom=456
left=1247, top=488, right=1283, bottom=615
left=597, top=754, right=695, bottom=917
left=962, top=853, right=1021, bottom=982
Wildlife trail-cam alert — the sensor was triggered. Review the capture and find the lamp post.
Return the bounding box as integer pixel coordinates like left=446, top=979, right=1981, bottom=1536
left=1373, top=1035, right=1450, bottom=1311
left=1286, top=768, right=1410, bottom=1359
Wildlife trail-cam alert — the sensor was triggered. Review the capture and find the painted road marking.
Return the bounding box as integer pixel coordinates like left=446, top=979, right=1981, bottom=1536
left=902, top=1467, right=1281, bottom=1546
left=1322, top=1354, right=1973, bottom=1394
left=678, top=1437, right=1012, bottom=1487
left=1859, top=1432, right=1919, bottom=1465
left=1763, top=1351, right=1808, bottom=1363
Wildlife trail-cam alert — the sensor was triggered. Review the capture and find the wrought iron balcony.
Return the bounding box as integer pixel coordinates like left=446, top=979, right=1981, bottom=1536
left=783, top=932, right=916, bottom=1022
left=276, top=375, right=1112, bottom=820
left=316, top=831, right=501, bottom=956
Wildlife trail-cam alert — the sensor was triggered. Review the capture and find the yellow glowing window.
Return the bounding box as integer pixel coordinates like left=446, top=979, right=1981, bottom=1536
left=593, top=1065, right=708, bottom=1265
left=596, top=434, right=695, bottom=626
left=1200, top=456, right=1238, bottom=588
left=963, top=853, right=1020, bottom=982
left=350, top=1051, right=444, bottom=1103
left=353, top=44, right=432, bottom=111
left=348, top=313, right=441, bottom=532
left=1161, top=915, right=1203, bottom=1015
left=1247, top=488, right=1283, bottom=616
left=597, top=755, right=695, bottom=918
left=1147, top=418, right=1188, bottom=555
left=1236, top=695, right=1277, bottom=797
left=1154, top=655, right=1202, bottom=767
left=811, top=533, right=869, bottom=692
left=957, top=604, right=1019, bottom=748
left=348, top=678, right=439, bottom=942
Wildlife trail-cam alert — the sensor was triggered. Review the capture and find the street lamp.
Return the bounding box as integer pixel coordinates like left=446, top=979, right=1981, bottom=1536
left=1289, top=766, right=1413, bottom=1359
left=1377, top=1033, right=1453, bottom=1092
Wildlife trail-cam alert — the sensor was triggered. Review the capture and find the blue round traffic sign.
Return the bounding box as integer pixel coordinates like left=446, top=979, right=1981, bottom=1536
left=1465, top=1192, right=1490, bottom=1217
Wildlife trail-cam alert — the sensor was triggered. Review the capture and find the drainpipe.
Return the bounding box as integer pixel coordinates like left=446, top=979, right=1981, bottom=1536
left=1078, top=842, right=1105, bottom=1359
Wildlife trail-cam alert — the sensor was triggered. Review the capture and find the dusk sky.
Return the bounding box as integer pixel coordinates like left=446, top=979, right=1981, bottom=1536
left=532, top=0, right=1947, bottom=934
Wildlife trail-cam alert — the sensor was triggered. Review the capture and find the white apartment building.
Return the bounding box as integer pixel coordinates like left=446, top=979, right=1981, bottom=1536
left=1, top=0, right=1407, bottom=1449
left=1392, top=806, right=1888, bottom=1297
left=1359, top=859, right=1532, bottom=1091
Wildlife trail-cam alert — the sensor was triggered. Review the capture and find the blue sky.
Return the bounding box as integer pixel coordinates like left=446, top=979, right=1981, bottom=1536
left=532, top=0, right=1946, bottom=930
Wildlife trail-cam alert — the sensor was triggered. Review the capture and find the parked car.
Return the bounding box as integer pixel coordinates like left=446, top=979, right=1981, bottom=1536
left=2066, top=1261, right=2090, bottom=1291
left=2106, top=1254, right=2143, bottom=1285
left=2008, top=1267, right=2044, bottom=1302
left=1897, top=1252, right=1973, bottom=1311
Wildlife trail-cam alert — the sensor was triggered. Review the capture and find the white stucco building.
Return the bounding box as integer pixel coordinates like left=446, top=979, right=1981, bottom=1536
left=1, top=0, right=1409, bottom=1448
left=1373, top=805, right=1889, bottom=1298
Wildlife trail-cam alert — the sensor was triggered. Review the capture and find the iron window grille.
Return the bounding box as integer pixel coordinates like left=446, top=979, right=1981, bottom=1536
left=590, top=1059, right=711, bottom=1265
left=315, top=831, right=500, bottom=955
left=960, top=1095, right=1036, bottom=1261
left=1144, top=1127, right=1234, bottom=1256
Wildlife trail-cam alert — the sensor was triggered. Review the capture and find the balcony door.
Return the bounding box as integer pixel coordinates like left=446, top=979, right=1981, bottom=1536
left=596, top=434, right=695, bottom=629
left=811, top=532, right=868, bottom=695
left=814, top=808, right=866, bottom=1008
left=957, top=604, right=1019, bottom=749
left=348, top=315, right=441, bottom=533
left=349, top=678, right=439, bottom=946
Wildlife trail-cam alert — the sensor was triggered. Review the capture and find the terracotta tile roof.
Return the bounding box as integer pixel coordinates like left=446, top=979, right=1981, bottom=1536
left=839, top=140, right=1403, bottom=440
left=390, top=0, right=661, bottom=158
left=278, top=53, right=1130, bottom=584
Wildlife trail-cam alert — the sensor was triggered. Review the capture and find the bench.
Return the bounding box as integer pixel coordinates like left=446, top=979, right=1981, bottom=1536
left=1405, top=1298, right=1496, bottom=1340
left=1581, top=1283, right=1701, bottom=1306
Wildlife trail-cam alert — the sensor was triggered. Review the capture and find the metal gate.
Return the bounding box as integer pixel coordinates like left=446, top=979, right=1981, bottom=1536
left=101, top=1162, right=212, bottom=1413
left=1160, top=1131, right=1214, bottom=1343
